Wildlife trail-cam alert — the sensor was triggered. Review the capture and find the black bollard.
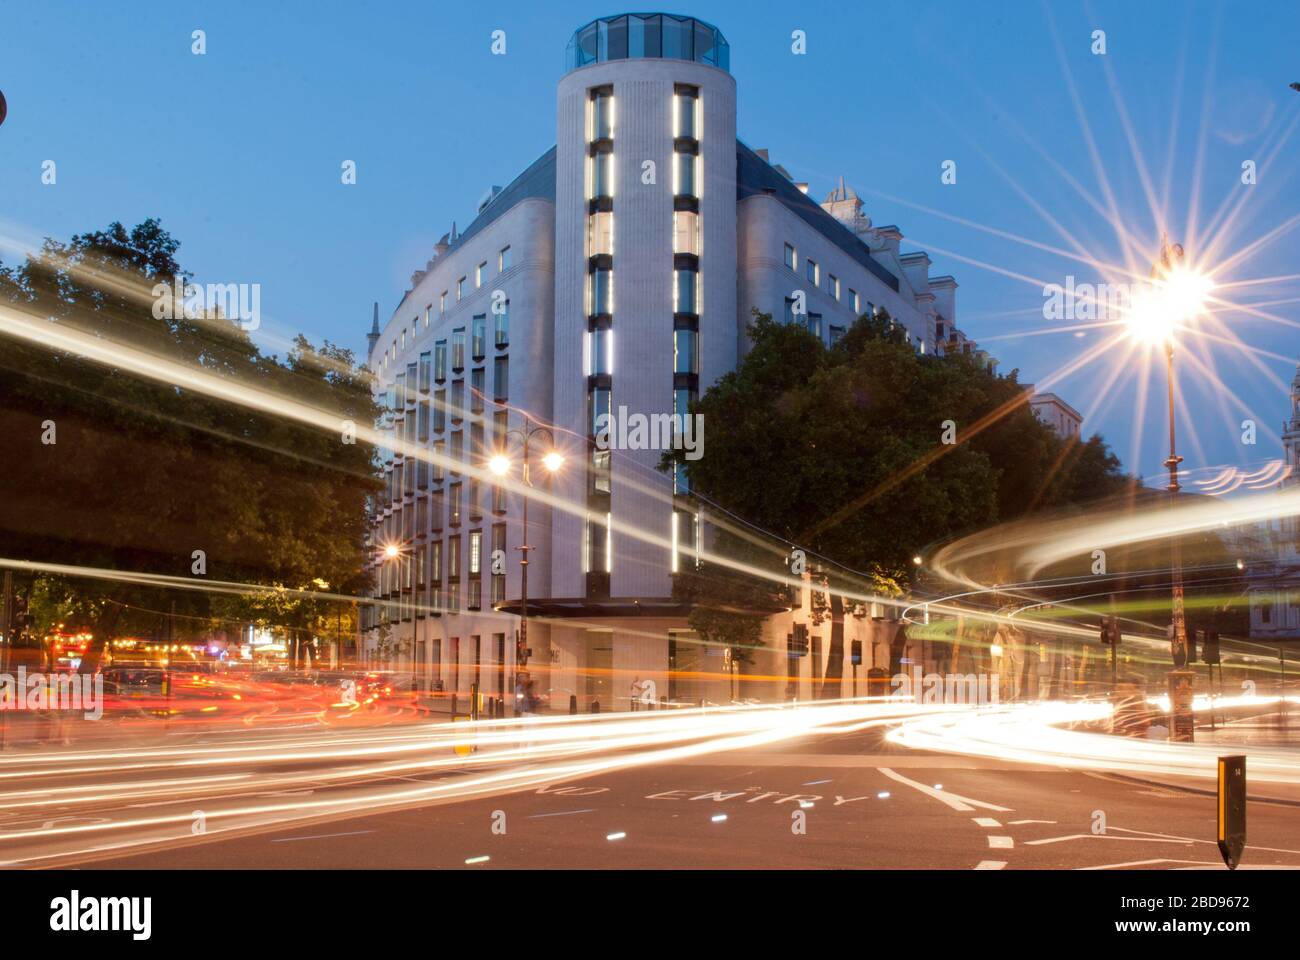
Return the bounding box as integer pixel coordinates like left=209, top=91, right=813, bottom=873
left=569, top=694, right=578, bottom=715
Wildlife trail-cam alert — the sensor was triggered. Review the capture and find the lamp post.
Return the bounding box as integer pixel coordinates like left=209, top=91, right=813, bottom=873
left=488, top=415, right=564, bottom=713
left=1129, top=236, right=1212, bottom=741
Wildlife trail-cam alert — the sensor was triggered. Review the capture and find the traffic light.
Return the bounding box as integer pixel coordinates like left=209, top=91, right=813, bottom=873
left=1203, top=629, right=1221, bottom=665
left=850, top=639, right=862, bottom=666
left=515, top=633, right=530, bottom=667
left=1099, top=616, right=1121, bottom=645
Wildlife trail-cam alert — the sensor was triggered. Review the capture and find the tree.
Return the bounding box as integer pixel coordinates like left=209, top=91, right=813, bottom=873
left=0, top=220, right=381, bottom=667
left=663, top=310, right=1131, bottom=693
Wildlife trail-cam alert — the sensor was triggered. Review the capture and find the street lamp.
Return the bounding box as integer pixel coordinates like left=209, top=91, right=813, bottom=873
left=1126, top=236, right=1213, bottom=739
left=488, top=415, right=564, bottom=711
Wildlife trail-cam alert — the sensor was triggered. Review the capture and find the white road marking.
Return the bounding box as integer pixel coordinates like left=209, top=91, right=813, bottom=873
left=1008, top=819, right=1056, bottom=825
left=987, top=835, right=1014, bottom=849
left=878, top=767, right=1013, bottom=813
left=972, top=817, right=1002, bottom=828
left=270, top=829, right=375, bottom=843
left=1024, top=834, right=1193, bottom=847
left=526, top=808, right=596, bottom=819
left=975, top=860, right=1007, bottom=870
left=1079, top=858, right=1216, bottom=870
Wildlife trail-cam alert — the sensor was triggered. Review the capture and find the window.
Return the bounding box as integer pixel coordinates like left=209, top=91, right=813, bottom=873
left=591, top=326, right=613, bottom=375
left=448, top=483, right=462, bottom=527
left=433, top=389, right=447, bottom=432
left=450, top=428, right=463, bottom=463
left=674, top=269, right=696, bottom=314
left=673, top=152, right=696, bottom=197
left=494, top=356, right=509, bottom=402
left=417, top=400, right=430, bottom=443
left=457, top=277, right=465, bottom=301
left=471, top=368, right=485, bottom=415
left=469, top=531, right=482, bottom=575
left=430, top=540, right=442, bottom=585
left=675, top=90, right=697, bottom=139
left=492, top=483, right=506, bottom=514
left=783, top=297, right=798, bottom=324
left=451, top=328, right=466, bottom=371
left=590, top=387, right=611, bottom=436
left=498, top=245, right=511, bottom=271
left=468, top=478, right=481, bottom=520
left=672, top=210, right=698, bottom=255
left=440, top=291, right=447, bottom=315
left=424, top=306, right=431, bottom=329
left=434, top=340, right=447, bottom=382
left=494, top=301, right=509, bottom=347
left=592, top=90, right=614, bottom=140
left=472, top=315, right=486, bottom=360
left=849, top=289, right=859, bottom=313
left=829, top=274, right=840, bottom=300
left=451, top=381, right=465, bottom=423
left=432, top=440, right=445, bottom=483
left=493, top=409, right=508, bottom=450
left=448, top=535, right=461, bottom=581
left=418, top=351, right=431, bottom=393
left=784, top=243, right=796, bottom=270
left=807, top=313, right=823, bottom=339
left=673, top=328, right=698, bottom=374
left=806, top=259, right=819, bottom=286
left=405, top=363, right=417, bottom=403
left=591, top=269, right=613, bottom=316
left=588, top=211, right=614, bottom=257
left=829, top=324, right=846, bottom=346
left=476, top=262, right=486, bottom=288
left=592, top=151, right=613, bottom=199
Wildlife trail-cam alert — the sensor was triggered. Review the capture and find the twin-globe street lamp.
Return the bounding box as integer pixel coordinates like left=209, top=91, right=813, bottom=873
left=1125, top=237, right=1213, bottom=739
left=488, top=416, right=564, bottom=708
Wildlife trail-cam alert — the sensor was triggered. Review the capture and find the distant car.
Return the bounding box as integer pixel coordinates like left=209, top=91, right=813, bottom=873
left=103, top=666, right=167, bottom=698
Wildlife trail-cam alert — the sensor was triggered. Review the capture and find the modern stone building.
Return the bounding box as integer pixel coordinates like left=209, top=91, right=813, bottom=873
left=361, top=13, right=984, bottom=711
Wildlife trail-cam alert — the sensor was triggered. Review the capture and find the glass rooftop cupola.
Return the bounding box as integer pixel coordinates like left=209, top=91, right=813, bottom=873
left=566, top=14, right=729, bottom=72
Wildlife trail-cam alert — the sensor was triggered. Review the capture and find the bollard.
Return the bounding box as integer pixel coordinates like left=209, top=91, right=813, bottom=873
left=569, top=694, right=578, bottom=715
left=591, top=700, right=601, bottom=714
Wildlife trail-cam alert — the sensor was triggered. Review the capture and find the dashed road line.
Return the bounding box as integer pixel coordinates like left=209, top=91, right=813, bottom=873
left=975, top=860, right=1007, bottom=870
left=972, top=817, right=1002, bottom=828
left=878, top=767, right=1013, bottom=813
left=987, top=835, right=1014, bottom=849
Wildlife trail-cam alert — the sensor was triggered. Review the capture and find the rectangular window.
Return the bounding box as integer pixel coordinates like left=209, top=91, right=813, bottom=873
left=588, top=211, right=614, bottom=257
left=672, top=210, right=698, bottom=255
left=450, top=428, right=463, bottom=465
left=457, top=277, right=465, bottom=301
left=434, top=340, right=447, bottom=382
left=591, top=326, right=612, bottom=375
left=829, top=275, right=840, bottom=300
left=494, top=303, right=509, bottom=347
left=433, top=389, right=447, bottom=432
left=471, top=367, right=485, bottom=415
left=418, top=351, right=431, bottom=393
left=472, top=315, right=486, bottom=360
left=424, top=306, right=431, bottom=329
left=476, top=262, right=486, bottom=288
left=849, top=289, right=859, bottom=313
left=674, top=91, right=697, bottom=139
left=451, top=329, right=466, bottom=371
left=673, top=152, right=696, bottom=198
left=469, top=531, right=482, bottom=575
left=468, top=479, right=481, bottom=520
left=493, top=356, right=509, bottom=402
left=807, top=313, right=823, bottom=339
left=493, top=409, right=509, bottom=450
left=674, top=270, right=696, bottom=314
left=829, top=324, right=846, bottom=346
left=417, top=400, right=430, bottom=443
left=673, top=328, right=698, bottom=374
left=806, top=259, right=819, bottom=286
left=498, top=245, right=511, bottom=271
left=591, top=269, right=612, bottom=316
left=592, top=90, right=614, bottom=140
left=448, top=535, right=461, bottom=580
left=491, top=524, right=506, bottom=603
left=590, top=387, right=611, bottom=437
left=592, top=151, right=613, bottom=199
left=784, top=242, right=796, bottom=270
left=451, top=380, right=465, bottom=422
left=430, top=540, right=442, bottom=584
left=432, top=441, right=445, bottom=484
left=449, top=483, right=462, bottom=527
left=492, top=483, right=506, bottom=514
left=439, top=292, right=447, bottom=315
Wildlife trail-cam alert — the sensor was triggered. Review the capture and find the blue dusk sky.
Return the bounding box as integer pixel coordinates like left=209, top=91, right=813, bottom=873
left=2, top=1, right=1297, bottom=485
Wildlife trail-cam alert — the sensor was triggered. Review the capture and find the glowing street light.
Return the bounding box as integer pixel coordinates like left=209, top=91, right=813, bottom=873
left=1126, top=236, right=1211, bottom=741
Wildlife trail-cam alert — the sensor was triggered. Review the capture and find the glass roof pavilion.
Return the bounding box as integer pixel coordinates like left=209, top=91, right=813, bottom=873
left=565, top=14, right=730, bottom=72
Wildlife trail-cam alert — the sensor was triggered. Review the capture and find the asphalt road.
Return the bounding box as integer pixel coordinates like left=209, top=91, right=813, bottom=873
left=72, top=724, right=1300, bottom=870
